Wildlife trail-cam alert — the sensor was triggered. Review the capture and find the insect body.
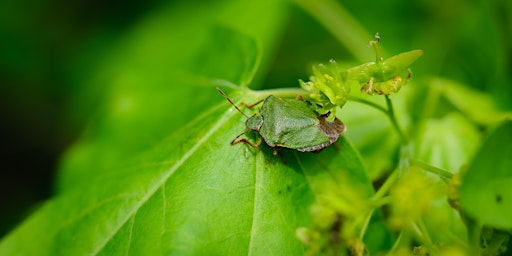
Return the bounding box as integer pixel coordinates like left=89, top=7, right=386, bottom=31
left=217, top=88, right=346, bottom=152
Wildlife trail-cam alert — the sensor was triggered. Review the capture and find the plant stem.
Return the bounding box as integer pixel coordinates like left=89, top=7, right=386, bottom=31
left=374, top=169, right=399, bottom=200
left=417, top=220, right=433, bottom=246
left=348, top=95, right=408, bottom=143
left=358, top=170, right=399, bottom=240
left=252, top=87, right=309, bottom=98
left=358, top=196, right=392, bottom=240
left=467, top=216, right=483, bottom=253
left=358, top=169, right=399, bottom=240
left=359, top=210, right=373, bottom=240
left=410, top=159, right=453, bottom=180
left=347, top=95, right=388, bottom=114
left=370, top=37, right=383, bottom=63
left=388, top=231, right=404, bottom=256
left=385, top=95, right=408, bottom=143
left=412, top=219, right=437, bottom=254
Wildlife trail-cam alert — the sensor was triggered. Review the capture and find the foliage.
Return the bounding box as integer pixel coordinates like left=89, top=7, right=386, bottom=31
left=1, top=0, right=512, bottom=255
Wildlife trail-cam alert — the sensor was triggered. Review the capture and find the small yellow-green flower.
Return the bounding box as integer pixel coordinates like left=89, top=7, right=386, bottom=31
left=300, top=60, right=351, bottom=120
left=388, top=168, right=437, bottom=229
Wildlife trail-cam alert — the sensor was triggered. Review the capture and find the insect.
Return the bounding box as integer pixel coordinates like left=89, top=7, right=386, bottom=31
left=217, top=88, right=346, bottom=152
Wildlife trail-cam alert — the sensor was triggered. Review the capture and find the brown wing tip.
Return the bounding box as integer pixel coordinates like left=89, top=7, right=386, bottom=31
left=317, top=114, right=346, bottom=141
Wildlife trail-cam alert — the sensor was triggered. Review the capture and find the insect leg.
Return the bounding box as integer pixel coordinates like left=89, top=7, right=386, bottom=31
left=231, top=132, right=262, bottom=148
left=241, top=99, right=264, bottom=109
left=295, top=94, right=306, bottom=101
left=216, top=87, right=250, bottom=118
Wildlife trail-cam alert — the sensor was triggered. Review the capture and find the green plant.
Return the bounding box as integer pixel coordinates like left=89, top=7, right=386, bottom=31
left=292, top=36, right=512, bottom=255
left=1, top=0, right=511, bottom=255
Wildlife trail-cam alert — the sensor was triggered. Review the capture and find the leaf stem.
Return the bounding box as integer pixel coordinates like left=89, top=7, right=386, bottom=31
left=348, top=95, right=408, bottom=144
left=418, top=220, right=433, bottom=246
left=370, top=36, right=383, bottom=63
left=410, top=159, right=453, bottom=180
left=359, top=209, right=373, bottom=240
left=373, top=169, right=399, bottom=200
left=412, top=219, right=437, bottom=254
left=252, top=87, right=309, bottom=98
left=347, top=95, right=388, bottom=114
left=385, top=95, right=408, bottom=143
left=388, top=231, right=404, bottom=256
left=466, top=216, right=483, bottom=253
left=359, top=169, right=399, bottom=240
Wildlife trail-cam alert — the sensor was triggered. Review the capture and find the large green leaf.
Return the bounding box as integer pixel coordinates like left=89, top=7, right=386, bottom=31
left=460, top=118, right=512, bottom=228
left=0, top=89, right=371, bottom=255
left=57, top=0, right=289, bottom=193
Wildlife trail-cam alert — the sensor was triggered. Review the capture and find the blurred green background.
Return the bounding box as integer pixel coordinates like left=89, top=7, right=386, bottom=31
left=0, top=0, right=510, bottom=237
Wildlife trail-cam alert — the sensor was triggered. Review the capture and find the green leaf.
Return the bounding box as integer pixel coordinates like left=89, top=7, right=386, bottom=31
left=460, top=118, right=512, bottom=228
left=434, top=78, right=511, bottom=125
left=0, top=90, right=371, bottom=255
left=290, top=137, right=373, bottom=197
left=290, top=137, right=377, bottom=254
left=413, top=112, right=480, bottom=173
left=188, top=26, right=260, bottom=88
left=410, top=113, right=481, bottom=243
left=57, top=0, right=288, bottom=193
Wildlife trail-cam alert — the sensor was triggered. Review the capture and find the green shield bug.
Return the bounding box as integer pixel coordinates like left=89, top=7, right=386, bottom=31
left=217, top=88, right=346, bottom=152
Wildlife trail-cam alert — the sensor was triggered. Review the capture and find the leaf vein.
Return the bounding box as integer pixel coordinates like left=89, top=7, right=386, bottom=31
left=247, top=149, right=262, bottom=255
left=91, top=104, right=236, bottom=254
left=125, top=216, right=135, bottom=256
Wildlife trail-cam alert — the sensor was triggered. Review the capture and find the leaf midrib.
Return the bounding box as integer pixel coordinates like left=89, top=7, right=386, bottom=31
left=247, top=148, right=263, bottom=255
left=91, top=102, right=236, bottom=254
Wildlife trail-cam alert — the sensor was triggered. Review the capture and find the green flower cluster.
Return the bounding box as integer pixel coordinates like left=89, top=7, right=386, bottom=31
left=347, top=49, right=423, bottom=95
left=300, top=35, right=423, bottom=118
left=299, top=60, right=351, bottom=120
left=296, top=181, right=371, bottom=255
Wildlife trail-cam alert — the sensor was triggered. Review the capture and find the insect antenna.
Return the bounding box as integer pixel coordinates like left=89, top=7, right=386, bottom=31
left=216, top=87, right=249, bottom=118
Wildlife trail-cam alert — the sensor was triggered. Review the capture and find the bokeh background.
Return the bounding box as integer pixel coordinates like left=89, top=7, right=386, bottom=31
left=1, top=0, right=510, bottom=237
